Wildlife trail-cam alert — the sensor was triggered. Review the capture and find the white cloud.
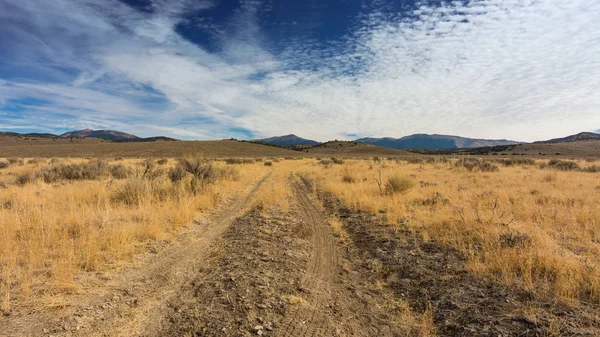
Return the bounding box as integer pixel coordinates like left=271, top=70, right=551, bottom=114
left=1, top=0, right=600, bottom=141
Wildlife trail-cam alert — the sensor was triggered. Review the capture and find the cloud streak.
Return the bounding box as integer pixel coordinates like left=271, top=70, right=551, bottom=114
left=1, top=0, right=599, bottom=141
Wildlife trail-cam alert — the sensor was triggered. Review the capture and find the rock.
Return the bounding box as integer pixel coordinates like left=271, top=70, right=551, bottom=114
left=253, top=325, right=264, bottom=332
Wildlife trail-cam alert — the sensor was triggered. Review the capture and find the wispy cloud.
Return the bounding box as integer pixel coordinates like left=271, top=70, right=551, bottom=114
left=1, top=0, right=599, bottom=141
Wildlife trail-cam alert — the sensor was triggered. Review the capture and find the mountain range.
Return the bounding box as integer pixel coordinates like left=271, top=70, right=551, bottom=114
left=0, top=129, right=178, bottom=142
left=2, top=129, right=600, bottom=149
left=253, top=133, right=521, bottom=149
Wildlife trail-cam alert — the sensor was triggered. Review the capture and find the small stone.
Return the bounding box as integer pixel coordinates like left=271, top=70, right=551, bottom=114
left=253, top=325, right=264, bottom=332
left=42, top=328, right=50, bottom=333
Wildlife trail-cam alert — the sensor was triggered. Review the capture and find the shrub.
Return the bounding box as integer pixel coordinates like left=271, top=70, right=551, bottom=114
left=499, top=158, right=536, bottom=166
left=320, top=159, right=333, bottom=168
left=219, top=166, right=240, bottom=181
left=342, top=173, right=356, bottom=183
left=15, top=172, right=34, bottom=186
left=177, top=157, right=220, bottom=187
left=455, top=158, right=499, bottom=172
left=109, top=164, right=128, bottom=179
left=112, top=178, right=149, bottom=205
left=38, top=160, right=109, bottom=183
left=581, top=165, right=600, bottom=173
left=264, top=161, right=273, bottom=166
left=544, top=159, right=580, bottom=171
left=27, top=158, right=42, bottom=165
left=138, top=159, right=163, bottom=180
left=7, top=158, right=23, bottom=165
left=331, top=157, right=344, bottom=165
left=157, top=158, right=168, bottom=165
left=225, top=158, right=254, bottom=164
left=385, top=175, right=414, bottom=195
left=168, top=165, right=186, bottom=183
left=0, top=161, right=8, bottom=169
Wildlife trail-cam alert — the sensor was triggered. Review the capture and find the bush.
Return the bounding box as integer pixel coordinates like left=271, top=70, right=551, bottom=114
left=157, top=158, right=168, bottom=165
left=264, top=161, right=273, bottom=166
left=112, top=178, right=149, bottom=205
left=27, top=158, right=42, bottom=165
left=455, top=158, right=499, bottom=172
left=137, top=159, right=163, bottom=180
left=0, top=161, right=8, bottom=169
left=385, top=175, right=414, bottom=195
left=581, top=165, right=600, bottom=173
left=225, top=158, right=255, bottom=164
left=7, top=158, right=23, bottom=165
left=331, top=157, right=344, bottom=165
left=109, top=164, right=128, bottom=179
left=320, top=159, right=333, bottom=168
left=499, top=158, right=536, bottom=166
left=342, top=173, right=356, bottom=183
left=38, top=160, right=109, bottom=183
left=168, top=165, right=186, bottom=183
left=15, top=172, right=34, bottom=186
left=544, top=159, right=580, bottom=171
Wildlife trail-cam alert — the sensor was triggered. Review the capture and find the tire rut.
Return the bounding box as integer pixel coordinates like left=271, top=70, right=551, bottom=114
left=276, top=175, right=340, bottom=337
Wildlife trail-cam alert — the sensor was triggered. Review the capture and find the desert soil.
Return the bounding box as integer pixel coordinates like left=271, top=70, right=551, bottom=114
left=2, top=173, right=600, bottom=337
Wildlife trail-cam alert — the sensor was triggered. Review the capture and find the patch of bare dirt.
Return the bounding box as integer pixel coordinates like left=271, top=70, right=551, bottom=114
left=306, top=176, right=600, bottom=337
left=151, top=175, right=411, bottom=336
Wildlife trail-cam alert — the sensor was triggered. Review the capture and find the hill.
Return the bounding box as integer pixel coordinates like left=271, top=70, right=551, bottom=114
left=303, top=141, right=415, bottom=156
left=357, top=134, right=521, bottom=149
left=0, top=137, right=303, bottom=158
left=60, top=129, right=139, bottom=141
left=253, top=134, right=320, bottom=146
left=534, top=132, right=600, bottom=144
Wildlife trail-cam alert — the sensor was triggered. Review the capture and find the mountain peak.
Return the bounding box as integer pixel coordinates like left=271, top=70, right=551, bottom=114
left=253, top=134, right=320, bottom=146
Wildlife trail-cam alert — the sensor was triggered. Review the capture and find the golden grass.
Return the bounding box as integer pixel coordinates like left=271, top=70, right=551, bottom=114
left=0, top=157, right=270, bottom=312
left=298, top=158, right=600, bottom=305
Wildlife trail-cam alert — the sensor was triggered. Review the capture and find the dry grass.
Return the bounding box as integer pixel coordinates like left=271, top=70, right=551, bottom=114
left=298, top=158, right=600, bottom=306
left=0, top=157, right=270, bottom=313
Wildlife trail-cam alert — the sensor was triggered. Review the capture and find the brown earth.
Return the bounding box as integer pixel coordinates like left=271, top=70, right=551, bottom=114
left=0, top=137, right=300, bottom=158
left=303, top=141, right=415, bottom=157
left=500, top=140, right=600, bottom=158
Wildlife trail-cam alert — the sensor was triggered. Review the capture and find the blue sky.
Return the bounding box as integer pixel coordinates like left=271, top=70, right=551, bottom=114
left=1, top=0, right=599, bottom=141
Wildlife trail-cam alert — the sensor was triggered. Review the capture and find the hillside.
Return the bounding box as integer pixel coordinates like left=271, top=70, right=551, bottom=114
left=60, top=129, right=139, bottom=141
left=0, top=137, right=303, bottom=158
left=253, top=134, right=320, bottom=146
left=357, top=134, right=521, bottom=149
left=534, top=132, right=600, bottom=144
left=303, top=141, right=415, bottom=156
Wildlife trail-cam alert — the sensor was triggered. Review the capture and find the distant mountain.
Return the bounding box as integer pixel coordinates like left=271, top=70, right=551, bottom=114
left=0, top=129, right=178, bottom=142
left=60, top=129, right=139, bottom=141
left=0, top=132, right=57, bottom=138
left=356, top=134, right=521, bottom=149
left=253, top=134, right=320, bottom=146
left=535, top=132, right=600, bottom=144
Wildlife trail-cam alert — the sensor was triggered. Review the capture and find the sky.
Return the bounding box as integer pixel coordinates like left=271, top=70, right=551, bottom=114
left=1, top=0, right=599, bottom=142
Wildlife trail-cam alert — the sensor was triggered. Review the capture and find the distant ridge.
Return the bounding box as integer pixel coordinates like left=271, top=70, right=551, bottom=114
left=534, top=132, right=600, bottom=144
left=60, top=129, right=139, bottom=141
left=0, top=129, right=178, bottom=142
left=356, top=134, right=521, bottom=149
left=253, top=134, right=320, bottom=146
